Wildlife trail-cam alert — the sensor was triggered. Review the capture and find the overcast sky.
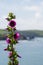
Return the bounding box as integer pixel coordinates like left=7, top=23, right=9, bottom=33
left=0, top=0, right=43, bottom=30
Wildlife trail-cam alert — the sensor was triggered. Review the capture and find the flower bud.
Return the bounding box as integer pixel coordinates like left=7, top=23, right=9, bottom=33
left=14, top=32, right=20, bottom=39
left=6, top=18, right=10, bottom=21
left=4, top=48, right=7, bottom=51
left=6, top=38, right=11, bottom=44
left=17, top=54, right=21, bottom=58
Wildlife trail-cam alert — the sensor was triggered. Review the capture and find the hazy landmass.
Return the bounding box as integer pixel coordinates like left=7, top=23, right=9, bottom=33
left=0, top=29, right=43, bottom=40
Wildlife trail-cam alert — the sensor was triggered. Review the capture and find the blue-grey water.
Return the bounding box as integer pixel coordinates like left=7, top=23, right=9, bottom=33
left=0, top=37, right=43, bottom=65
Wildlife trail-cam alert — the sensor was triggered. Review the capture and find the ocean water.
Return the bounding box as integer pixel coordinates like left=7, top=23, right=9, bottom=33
left=0, top=37, right=43, bottom=65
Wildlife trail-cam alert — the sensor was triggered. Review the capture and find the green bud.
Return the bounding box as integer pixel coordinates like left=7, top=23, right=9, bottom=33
left=14, top=59, right=19, bottom=65
left=8, top=12, right=16, bottom=19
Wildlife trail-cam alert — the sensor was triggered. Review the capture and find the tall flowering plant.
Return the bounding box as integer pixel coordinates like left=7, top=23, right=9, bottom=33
left=4, top=13, right=21, bottom=65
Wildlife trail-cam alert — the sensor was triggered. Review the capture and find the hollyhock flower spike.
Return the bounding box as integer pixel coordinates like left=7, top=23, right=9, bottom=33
left=5, top=13, right=21, bottom=65
left=9, top=20, right=16, bottom=28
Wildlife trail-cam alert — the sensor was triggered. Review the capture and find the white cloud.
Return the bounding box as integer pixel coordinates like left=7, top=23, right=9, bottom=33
left=16, top=17, right=43, bottom=30
left=23, top=5, right=39, bottom=11
left=0, top=0, right=43, bottom=30
left=35, top=12, right=41, bottom=18
left=40, top=2, right=43, bottom=6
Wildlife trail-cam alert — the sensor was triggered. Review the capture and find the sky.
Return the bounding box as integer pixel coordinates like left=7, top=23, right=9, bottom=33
left=0, top=0, right=43, bottom=30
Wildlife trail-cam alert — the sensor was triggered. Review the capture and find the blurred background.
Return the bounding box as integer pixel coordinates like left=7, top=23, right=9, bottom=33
left=0, top=0, right=43, bottom=65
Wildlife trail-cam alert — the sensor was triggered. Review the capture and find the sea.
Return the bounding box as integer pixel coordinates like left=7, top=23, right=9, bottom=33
left=0, top=37, right=43, bottom=65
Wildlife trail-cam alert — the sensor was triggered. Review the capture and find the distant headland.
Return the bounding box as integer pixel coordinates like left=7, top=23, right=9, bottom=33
left=0, top=29, right=43, bottom=40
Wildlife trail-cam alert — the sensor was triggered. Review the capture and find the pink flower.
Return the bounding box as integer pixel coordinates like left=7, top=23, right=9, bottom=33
left=6, top=38, right=11, bottom=44
left=9, top=52, right=12, bottom=57
left=14, top=32, right=20, bottom=39
left=9, top=20, right=16, bottom=28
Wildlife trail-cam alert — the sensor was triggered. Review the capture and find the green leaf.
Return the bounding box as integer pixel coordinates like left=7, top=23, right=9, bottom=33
left=8, top=61, right=12, bottom=65
left=7, top=26, right=12, bottom=31
left=14, top=59, right=19, bottom=65
left=7, top=45, right=12, bottom=51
